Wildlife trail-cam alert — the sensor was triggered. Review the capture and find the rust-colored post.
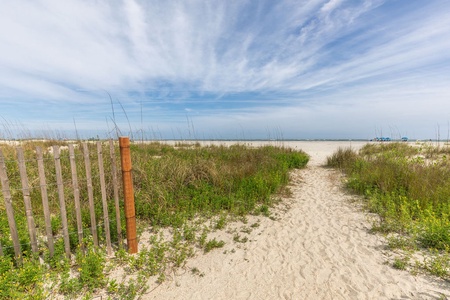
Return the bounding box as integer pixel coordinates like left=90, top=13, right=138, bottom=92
left=119, top=137, right=138, bottom=254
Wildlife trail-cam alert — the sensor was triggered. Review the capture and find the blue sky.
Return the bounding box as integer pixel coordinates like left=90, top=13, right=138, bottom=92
left=1, top=0, right=450, bottom=140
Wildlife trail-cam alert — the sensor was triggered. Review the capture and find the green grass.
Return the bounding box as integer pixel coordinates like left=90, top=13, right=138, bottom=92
left=130, top=143, right=309, bottom=225
left=327, top=142, right=450, bottom=278
left=0, top=140, right=309, bottom=299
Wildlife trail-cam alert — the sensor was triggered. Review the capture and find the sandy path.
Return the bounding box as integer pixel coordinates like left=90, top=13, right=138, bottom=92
left=146, top=141, right=450, bottom=299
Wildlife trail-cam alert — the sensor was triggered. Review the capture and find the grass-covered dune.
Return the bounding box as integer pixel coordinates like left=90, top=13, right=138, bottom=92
left=0, top=140, right=309, bottom=299
left=131, top=142, right=310, bottom=226
left=327, top=142, right=450, bottom=276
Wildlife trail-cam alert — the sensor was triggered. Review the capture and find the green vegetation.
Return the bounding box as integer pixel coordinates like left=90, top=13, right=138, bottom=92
left=327, top=142, right=450, bottom=278
left=131, top=143, right=309, bottom=225
left=0, top=254, right=46, bottom=299
left=0, top=140, right=309, bottom=299
left=203, top=238, right=226, bottom=253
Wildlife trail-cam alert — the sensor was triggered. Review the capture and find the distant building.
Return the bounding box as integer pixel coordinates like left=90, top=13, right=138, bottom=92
left=373, top=137, right=391, bottom=142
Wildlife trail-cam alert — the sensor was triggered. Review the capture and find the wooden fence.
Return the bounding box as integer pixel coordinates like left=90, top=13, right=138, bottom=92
left=0, top=138, right=137, bottom=261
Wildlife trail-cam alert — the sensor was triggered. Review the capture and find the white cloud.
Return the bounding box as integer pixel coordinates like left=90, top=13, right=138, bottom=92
left=320, top=0, right=344, bottom=14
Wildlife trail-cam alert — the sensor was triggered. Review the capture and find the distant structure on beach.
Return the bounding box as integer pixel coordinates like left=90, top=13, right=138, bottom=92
left=372, top=137, right=391, bottom=142
left=370, top=136, right=409, bottom=142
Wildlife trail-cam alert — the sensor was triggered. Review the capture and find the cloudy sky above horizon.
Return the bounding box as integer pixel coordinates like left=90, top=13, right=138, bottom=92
left=1, top=0, right=450, bottom=140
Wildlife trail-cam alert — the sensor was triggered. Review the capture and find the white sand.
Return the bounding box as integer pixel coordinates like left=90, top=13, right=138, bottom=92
left=143, top=141, right=450, bottom=299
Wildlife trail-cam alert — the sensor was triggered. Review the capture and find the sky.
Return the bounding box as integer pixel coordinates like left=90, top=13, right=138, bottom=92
left=1, top=0, right=450, bottom=140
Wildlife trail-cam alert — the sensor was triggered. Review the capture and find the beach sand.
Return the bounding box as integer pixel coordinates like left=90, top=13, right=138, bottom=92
left=142, top=141, right=450, bottom=299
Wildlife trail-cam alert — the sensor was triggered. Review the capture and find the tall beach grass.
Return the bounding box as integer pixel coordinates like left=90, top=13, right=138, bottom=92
left=327, top=142, right=450, bottom=277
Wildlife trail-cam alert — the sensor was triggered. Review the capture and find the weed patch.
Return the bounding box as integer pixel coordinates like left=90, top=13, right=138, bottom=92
left=327, top=142, right=450, bottom=279
left=204, top=238, right=225, bottom=253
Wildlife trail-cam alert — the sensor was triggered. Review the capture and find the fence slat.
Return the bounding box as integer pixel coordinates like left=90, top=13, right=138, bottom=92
left=119, top=137, right=138, bottom=254
left=0, top=149, right=21, bottom=261
left=83, top=143, right=98, bottom=247
left=109, top=139, right=122, bottom=247
left=16, top=147, right=38, bottom=254
left=69, top=144, right=83, bottom=246
left=97, top=142, right=112, bottom=255
left=53, top=146, right=71, bottom=258
left=36, top=147, right=54, bottom=257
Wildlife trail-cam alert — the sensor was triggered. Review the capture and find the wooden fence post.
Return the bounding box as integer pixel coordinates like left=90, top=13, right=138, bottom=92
left=119, top=137, right=138, bottom=254
left=109, top=139, right=122, bottom=247
left=16, top=147, right=38, bottom=254
left=53, top=146, right=71, bottom=259
left=68, top=144, right=83, bottom=247
left=0, top=149, right=21, bottom=261
left=97, top=142, right=112, bottom=255
left=83, top=143, right=98, bottom=247
left=36, top=147, right=55, bottom=257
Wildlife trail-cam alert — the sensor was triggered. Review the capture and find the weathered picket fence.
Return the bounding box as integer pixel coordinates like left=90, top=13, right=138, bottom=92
left=0, top=137, right=137, bottom=261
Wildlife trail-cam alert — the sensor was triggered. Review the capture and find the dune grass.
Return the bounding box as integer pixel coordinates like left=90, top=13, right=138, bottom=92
left=131, top=143, right=309, bottom=226
left=327, top=142, right=450, bottom=277
left=0, top=140, right=309, bottom=299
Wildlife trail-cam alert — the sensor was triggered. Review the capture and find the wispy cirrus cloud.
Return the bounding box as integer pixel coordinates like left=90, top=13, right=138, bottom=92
left=0, top=0, right=449, bottom=139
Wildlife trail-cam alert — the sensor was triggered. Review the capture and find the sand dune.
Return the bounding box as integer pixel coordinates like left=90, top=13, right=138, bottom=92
left=144, top=141, right=450, bottom=299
